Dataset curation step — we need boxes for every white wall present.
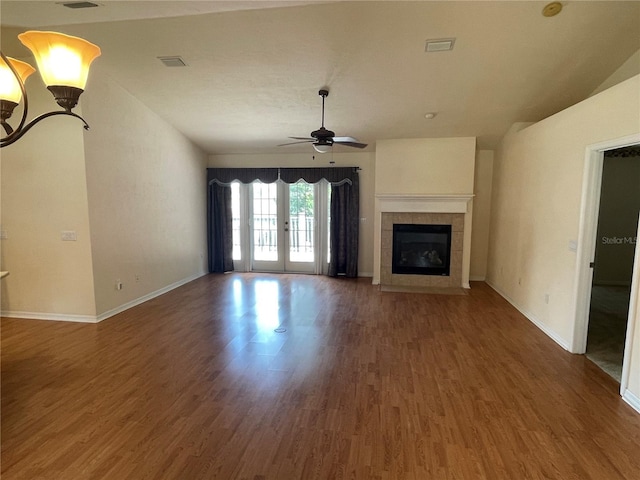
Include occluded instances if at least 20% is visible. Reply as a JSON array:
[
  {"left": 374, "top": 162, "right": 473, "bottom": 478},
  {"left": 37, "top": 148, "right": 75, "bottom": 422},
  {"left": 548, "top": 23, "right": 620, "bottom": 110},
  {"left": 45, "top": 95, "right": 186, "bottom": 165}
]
[
  {"left": 487, "top": 75, "right": 640, "bottom": 407},
  {"left": 1, "top": 64, "right": 208, "bottom": 321},
  {"left": 591, "top": 48, "right": 640, "bottom": 97},
  {"left": 374, "top": 138, "right": 476, "bottom": 195},
  {"left": 208, "top": 152, "right": 375, "bottom": 276},
  {"left": 470, "top": 150, "right": 494, "bottom": 281},
  {"left": 1, "top": 66, "right": 97, "bottom": 319},
  {"left": 82, "top": 69, "right": 208, "bottom": 316}
]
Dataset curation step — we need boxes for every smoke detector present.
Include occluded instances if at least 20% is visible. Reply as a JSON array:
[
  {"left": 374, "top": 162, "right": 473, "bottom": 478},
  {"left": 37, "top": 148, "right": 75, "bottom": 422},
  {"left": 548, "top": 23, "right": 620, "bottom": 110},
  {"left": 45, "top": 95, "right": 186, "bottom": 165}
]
[{"left": 542, "top": 2, "right": 563, "bottom": 17}]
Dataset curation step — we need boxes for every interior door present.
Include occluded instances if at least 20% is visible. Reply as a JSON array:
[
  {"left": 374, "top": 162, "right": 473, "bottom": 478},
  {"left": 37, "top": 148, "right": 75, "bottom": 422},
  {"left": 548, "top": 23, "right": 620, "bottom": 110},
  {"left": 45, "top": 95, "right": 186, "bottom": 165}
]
[{"left": 250, "top": 181, "right": 317, "bottom": 273}]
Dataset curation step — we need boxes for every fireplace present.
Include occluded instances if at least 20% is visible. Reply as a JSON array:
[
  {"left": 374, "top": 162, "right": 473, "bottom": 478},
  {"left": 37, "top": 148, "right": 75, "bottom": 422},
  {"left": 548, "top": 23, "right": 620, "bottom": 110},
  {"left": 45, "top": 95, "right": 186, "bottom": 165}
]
[
  {"left": 375, "top": 194, "right": 472, "bottom": 289},
  {"left": 392, "top": 224, "right": 452, "bottom": 276}
]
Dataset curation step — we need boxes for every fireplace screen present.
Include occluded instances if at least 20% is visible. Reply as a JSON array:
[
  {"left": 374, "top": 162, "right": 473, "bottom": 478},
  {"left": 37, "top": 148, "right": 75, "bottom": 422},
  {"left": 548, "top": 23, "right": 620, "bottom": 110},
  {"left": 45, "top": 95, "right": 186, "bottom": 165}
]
[{"left": 392, "top": 224, "right": 452, "bottom": 276}]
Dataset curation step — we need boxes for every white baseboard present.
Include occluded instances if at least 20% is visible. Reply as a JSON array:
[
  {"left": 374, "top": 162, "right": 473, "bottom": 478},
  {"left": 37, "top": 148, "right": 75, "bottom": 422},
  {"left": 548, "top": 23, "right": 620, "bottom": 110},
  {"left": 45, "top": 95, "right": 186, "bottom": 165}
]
[
  {"left": 95, "top": 271, "right": 207, "bottom": 322},
  {"left": 469, "top": 275, "right": 486, "bottom": 282},
  {"left": 1, "top": 271, "right": 207, "bottom": 324},
  {"left": 622, "top": 389, "right": 640, "bottom": 414},
  {"left": 358, "top": 272, "right": 373, "bottom": 278},
  {"left": 0, "top": 311, "right": 99, "bottom": 323},
  {"left": 485, "top": 280, "right": 571, "bottom": 351}
]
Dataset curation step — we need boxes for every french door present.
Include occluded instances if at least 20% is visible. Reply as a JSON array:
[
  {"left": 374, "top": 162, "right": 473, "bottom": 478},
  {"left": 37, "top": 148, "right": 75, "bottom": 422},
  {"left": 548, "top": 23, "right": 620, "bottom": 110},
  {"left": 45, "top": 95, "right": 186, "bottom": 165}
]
[{"left": 232, "top": 180, "right": 329, "bottom": 273}]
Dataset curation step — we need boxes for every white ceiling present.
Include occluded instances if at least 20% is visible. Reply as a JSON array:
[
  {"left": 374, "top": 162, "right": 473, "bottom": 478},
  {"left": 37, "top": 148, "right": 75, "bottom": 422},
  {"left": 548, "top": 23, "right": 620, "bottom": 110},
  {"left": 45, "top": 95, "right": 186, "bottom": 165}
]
[{"left": 2, "top": 1, "right": 639, "bottom": 155}]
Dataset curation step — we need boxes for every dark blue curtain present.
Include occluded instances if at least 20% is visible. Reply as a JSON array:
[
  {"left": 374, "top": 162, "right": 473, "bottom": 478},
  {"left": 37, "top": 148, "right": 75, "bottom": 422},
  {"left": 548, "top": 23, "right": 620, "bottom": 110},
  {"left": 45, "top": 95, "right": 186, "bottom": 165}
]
[
  {"left": 207, "top": 182, "right": 233, "bottom": 273},
  {"left": 328, "top": 173, "right": 359, "bottom": 277},
  {"left": 206, "top": 167, "right": 359, "bottom": 276}
]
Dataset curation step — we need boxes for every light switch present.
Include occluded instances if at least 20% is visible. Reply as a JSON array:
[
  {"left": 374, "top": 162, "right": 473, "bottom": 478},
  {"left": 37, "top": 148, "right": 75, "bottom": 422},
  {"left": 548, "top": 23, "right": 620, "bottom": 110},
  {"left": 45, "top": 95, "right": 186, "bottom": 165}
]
[
  {"left": 61, "top": 231, "right": 77, "bottom": 241},
  {"left": 568, "top": 240, "right": 577, "bottom": 252}
]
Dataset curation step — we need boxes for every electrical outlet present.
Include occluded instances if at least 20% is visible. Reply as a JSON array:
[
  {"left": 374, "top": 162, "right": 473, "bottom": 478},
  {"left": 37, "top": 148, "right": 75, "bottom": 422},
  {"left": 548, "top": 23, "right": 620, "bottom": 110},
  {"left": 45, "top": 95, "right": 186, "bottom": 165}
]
[
  {"left": 116, "top": 280, "right": 123, "bottom": 291},
  {"left": 135, "top": 274, "right": 140, "bottom": 283},
  {"left": 544, "top": 293, "right": 550, "bottom": 304}
]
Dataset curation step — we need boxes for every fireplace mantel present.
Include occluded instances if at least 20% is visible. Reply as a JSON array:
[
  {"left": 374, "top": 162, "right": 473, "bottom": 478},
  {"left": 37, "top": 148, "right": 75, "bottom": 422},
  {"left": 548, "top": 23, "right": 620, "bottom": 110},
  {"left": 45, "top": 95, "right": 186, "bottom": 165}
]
[{"left": 376, "top": 194, "right": 474, "bottom": 213}]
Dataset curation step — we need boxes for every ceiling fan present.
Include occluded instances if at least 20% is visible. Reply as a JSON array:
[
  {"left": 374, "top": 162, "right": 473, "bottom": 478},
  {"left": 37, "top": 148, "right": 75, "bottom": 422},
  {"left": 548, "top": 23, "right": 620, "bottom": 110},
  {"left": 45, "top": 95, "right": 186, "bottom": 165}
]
[{"left": 279, "top": 89, "right": 367, "bottom": 153}]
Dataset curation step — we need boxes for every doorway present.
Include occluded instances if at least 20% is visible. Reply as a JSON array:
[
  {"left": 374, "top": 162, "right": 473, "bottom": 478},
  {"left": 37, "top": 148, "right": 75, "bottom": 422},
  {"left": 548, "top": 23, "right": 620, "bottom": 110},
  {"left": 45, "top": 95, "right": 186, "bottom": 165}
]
[
  {"left": 586, "top": 146, "right": 640, "bottom": 381},
  {"left": 230, "top": 180, "right": 330, "bottom": 274},
  {"left": 573, "top": 133, "right": 640, "bottom": 399}
]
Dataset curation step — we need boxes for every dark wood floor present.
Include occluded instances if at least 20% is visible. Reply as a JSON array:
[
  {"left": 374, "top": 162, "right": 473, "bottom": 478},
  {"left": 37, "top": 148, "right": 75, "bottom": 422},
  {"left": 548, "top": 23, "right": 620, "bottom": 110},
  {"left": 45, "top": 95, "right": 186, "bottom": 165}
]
[{"left": 2, "top": 274, "right": 640, "bottom": 479}]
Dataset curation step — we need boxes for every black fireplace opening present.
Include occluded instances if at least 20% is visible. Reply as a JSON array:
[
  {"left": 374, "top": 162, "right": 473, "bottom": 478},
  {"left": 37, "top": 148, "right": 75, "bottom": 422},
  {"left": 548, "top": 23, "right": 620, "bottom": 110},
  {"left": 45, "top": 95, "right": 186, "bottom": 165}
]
[{"left": 392, "top": 224, "right": 452, "bottom": 276}]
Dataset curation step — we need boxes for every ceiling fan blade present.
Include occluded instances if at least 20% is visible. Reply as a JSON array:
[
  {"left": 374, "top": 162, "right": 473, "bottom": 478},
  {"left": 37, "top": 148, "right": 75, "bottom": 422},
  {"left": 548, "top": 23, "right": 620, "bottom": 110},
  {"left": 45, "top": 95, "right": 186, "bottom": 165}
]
[
  {"left": 334, "top": 139, "right": 368, "bottom": 149},
  {"left": 278, "top": 140, "right": 315, "bottom": 146},
  {"left": 288, "top": 136, "right": 315, "bottom": 141},
  {"left": 333, "top": 136, "right": 359, "bottom": 143}
]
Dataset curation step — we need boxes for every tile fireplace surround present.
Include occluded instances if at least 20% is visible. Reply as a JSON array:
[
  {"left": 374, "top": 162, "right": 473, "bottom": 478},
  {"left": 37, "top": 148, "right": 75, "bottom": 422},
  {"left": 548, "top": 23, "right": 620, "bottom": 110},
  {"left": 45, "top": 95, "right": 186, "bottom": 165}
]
[{"left": 374, "top": 194, "right": 473, "bottom": 289}]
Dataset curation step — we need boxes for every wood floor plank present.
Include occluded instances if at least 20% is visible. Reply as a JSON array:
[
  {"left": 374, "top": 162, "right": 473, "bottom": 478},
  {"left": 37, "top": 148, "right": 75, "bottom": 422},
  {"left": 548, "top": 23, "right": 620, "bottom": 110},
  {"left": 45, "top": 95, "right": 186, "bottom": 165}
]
[{"left": 2, "top": 274, "right": 640, "bottom": 479}]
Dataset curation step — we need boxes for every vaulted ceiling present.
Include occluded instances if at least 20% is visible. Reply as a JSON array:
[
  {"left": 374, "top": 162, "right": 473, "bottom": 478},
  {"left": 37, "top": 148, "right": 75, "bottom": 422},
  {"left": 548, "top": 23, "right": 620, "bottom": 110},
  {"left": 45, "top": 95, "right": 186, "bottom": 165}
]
[{"left": 2, "top": 1, "right": 639, "bottom": 155}]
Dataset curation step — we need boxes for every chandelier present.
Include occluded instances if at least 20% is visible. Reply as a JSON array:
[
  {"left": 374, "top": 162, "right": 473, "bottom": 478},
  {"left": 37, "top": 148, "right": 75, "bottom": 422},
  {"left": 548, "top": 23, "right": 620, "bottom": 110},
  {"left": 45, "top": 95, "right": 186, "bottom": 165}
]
[{"left": 0, "top": 31, "right": 101, "bottom": 148}]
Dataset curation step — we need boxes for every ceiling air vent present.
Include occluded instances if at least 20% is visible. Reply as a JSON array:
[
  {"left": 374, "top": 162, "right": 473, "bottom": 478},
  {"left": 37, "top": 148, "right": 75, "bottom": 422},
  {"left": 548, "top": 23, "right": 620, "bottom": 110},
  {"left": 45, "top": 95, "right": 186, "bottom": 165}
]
[
  {"left": 425, "top": 38, "right": 456, "bottom": 53},
  {"left": 158, "top": 56, "right": 188, "bottom": 67},
  {"left": 61, "top": 1, "right": 100, "bottom": 8}
]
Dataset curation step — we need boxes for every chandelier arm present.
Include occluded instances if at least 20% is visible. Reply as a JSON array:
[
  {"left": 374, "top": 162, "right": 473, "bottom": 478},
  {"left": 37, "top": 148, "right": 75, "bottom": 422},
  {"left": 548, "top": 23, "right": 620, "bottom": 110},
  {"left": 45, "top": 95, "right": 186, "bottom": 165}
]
[
  {"left": 0, "top": 111, "right": 90, "bottom": 148},
  {"left": 1, "top": 122, "right": 13, "bottom": 136},
  {"left": 0, "top": 51, "right": 30, "bottom": 142}
]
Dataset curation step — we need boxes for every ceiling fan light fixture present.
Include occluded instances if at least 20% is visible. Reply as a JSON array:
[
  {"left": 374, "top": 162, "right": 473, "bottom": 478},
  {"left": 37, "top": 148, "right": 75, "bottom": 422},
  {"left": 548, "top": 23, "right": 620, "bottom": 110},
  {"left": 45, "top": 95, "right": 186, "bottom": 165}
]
[{"left": 313, "top": 143, "right": 332, "bottom": 154}]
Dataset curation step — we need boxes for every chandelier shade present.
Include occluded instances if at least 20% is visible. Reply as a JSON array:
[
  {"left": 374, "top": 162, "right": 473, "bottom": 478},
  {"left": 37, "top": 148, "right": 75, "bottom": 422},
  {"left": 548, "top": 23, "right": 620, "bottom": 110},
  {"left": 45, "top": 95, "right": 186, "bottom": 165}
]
[
  {"left": 17, "top": 31, "right": 101, "bottom": 90},
  {"left": 0, "top": 57, "right": 35, "bottom": 104}
]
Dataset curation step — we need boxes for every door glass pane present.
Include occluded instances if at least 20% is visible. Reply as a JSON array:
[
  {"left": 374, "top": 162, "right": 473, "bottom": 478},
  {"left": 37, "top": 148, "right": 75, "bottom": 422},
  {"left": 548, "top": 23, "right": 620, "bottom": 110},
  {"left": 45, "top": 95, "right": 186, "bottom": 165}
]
[
  {"left": 289, "top": 182, "right": 314, "bottom": 263},
  {"left": 231, "top": 182, "right": 241, "bottom": 261},
  {"left": 253, "top": 182, "right": 278, "bottom": 261}
]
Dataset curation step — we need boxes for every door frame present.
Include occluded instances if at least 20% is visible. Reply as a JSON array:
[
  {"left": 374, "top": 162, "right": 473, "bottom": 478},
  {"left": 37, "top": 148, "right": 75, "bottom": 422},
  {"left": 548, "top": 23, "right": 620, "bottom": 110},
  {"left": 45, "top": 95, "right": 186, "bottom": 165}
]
[{"left": 572, "top": 133, "right": 640, "bottom": 397}]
